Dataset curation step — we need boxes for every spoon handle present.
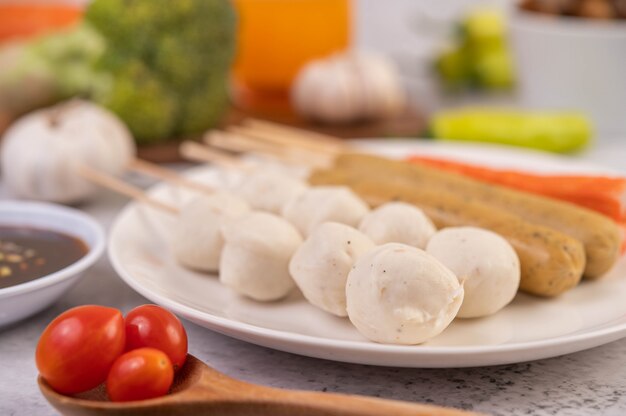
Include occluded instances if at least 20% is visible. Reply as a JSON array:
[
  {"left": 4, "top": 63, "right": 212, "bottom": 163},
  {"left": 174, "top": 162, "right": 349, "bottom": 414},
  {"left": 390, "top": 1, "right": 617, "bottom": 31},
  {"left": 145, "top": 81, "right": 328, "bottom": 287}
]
[
  {"left": 226, "top": 387, "right": 482, "bottom": 416},
  {"left": 183, "top": 364, "right": 482, "bottom": 416}
]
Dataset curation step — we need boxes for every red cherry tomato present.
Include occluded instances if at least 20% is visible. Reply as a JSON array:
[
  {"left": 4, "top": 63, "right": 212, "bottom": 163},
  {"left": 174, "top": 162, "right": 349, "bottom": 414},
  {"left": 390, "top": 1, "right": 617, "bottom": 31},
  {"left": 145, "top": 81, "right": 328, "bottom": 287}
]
[
  {"left": 125, "top": 305, "right": 188, "bottom": 371},
  {"left": 106, "top": 348, "right": 174, "bottom": 402},
  {"left": 36, "top": 305, "right": 125, "bottom": 394}
]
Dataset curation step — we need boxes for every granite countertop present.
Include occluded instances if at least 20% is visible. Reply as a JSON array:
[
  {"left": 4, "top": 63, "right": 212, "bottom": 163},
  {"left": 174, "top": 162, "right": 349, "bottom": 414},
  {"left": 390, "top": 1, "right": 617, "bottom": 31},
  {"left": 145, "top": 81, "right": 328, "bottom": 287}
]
[{"left": 2, "top": 142, "right": 626, "bottom": 416}]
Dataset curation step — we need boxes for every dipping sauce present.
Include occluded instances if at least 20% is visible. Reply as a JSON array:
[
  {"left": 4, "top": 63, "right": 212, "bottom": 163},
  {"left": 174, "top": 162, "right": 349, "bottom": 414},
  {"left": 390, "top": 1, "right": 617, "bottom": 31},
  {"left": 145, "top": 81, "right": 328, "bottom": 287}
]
[{"left": 0, "top": 226, "right": 88, "bottom": 289}]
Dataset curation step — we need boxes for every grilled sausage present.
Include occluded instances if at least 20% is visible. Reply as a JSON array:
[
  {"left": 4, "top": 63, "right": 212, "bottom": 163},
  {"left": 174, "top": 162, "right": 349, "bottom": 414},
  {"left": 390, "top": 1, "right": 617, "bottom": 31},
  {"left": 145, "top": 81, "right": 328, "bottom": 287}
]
[
  {"left": 333, "top": 153, "right": 620, "bottom": 279},
  {"left": 310, "top": 168, "right": 586, "bottom": 297}
]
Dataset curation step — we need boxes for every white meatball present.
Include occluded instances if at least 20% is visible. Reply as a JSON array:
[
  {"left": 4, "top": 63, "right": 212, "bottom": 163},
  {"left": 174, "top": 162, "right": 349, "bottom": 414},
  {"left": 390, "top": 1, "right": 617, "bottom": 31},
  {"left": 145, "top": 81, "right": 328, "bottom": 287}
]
[
  {"left": 282, "top": 186, "right": 369, "bottom": 236},
  {"left": 426, "top": 227, "right": 520, "bottom": 318},
  {"left": 359, "top": 202, "right": 436, "bottom": 249},
  {"left": 289, "top": 222, "right": 375, "bottom": 317},
  {"left": 220, "top": 212, "right": 303, "bottom": 301},
  {"left": 235, "top": 169, "right": 308, "bottom": 214},
  {"left": 346, "top": 243, "right": 464, "bottom": 345},
  {"left": 172, "top": 192, "right": 250, "bottom": 272}
]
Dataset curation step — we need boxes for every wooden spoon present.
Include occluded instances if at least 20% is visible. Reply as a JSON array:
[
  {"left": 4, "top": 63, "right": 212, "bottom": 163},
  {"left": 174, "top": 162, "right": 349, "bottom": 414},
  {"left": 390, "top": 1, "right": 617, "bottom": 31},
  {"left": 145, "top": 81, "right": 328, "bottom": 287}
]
[{"left": 39, "top": 355, "right": 482, "bottom": 416}]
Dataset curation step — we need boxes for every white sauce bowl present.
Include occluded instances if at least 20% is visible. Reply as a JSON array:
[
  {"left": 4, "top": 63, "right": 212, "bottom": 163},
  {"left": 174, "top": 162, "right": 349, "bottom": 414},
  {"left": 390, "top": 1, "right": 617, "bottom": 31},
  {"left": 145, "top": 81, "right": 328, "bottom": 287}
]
[{"left": 0, "top": 201, "right": 105, "bottom": 327}]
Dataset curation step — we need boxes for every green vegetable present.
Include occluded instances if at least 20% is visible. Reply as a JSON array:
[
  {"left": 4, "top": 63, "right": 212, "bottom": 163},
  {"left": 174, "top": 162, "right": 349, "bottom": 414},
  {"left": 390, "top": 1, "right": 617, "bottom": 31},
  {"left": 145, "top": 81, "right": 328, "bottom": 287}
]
[
  {"left": 86, "top": 0, "right": 236, "bottom": 144},
  {"left": 0, "top": 24, "right": 106, "bottom": 114},
  {"left": 435, "top": 46, "right": 471, "bottom": 90},
  {"left": 463, "top": 8, "right": 506, "bottom": 45},
  {"left": 100, "top": 61, "right": 177, "bottom": 141},
  {"left": 434, "top": 8, "right": 514, "bottom": 92},
  {"left": 432, "top": 109, "right": 592, "bottom": 153}
]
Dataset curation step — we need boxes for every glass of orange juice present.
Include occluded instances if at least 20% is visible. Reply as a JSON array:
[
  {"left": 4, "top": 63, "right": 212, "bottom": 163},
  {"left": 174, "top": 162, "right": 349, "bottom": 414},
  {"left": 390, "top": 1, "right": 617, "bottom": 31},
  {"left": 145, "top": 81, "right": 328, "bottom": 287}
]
[{"left": 231, "top": 0, "right": 351, "bottom": 114}]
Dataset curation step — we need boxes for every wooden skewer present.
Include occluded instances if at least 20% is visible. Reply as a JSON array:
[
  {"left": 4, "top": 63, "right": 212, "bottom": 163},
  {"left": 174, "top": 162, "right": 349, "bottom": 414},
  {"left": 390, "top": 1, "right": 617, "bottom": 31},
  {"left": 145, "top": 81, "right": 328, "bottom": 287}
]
[
  {"left": 78, "top": 165, "right": 179, "bottom": 215},
  {"left": 222, "top": 126, "right": 338, "bottom": 166},
  {"left": 242, "top": 118, "right": 348, "bottom": 152},
  {"left": 228, "top": 124, "right": 342, "bottom": 158},
  {"left": 201, "top": 132, "right": 248, "bottom": 154},
  {"left": 206, "top": 130, "right": 292, "bottom": 159},
  {"left": 202, "top": 132, "right": 250, "bottom": 155},
  {"left": 205, "top": 130, "right": 331, "bottom": 167},
  {"left": 206, "top": 130, "right": 332, "bottom": 169},
  {"left": 180, "top": 140, "right": 250, "bottom": 170},
  {"left": 203, "top": 137, "right": 296, "bottom": 166},
  {"left": 128, "top": 158, "right": 216, "bottom": 195}
]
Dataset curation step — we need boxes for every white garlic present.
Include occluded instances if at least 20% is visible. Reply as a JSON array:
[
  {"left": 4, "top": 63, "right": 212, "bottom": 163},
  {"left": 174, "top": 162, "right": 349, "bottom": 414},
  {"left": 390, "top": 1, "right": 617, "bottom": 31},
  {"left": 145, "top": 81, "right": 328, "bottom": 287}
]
[
  {"left": 1, "top": 99, "right": 136, "bottom": 204},
  {"left": 291, "top": 52, "right": 406, "bottom": 124}
]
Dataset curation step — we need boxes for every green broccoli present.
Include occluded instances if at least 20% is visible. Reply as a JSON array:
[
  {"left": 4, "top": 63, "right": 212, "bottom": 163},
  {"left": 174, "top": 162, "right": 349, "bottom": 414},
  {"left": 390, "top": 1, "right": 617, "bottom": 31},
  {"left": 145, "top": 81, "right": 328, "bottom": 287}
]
[
  {"left": 86, "top": 0, "right": 237, "bottom": 144},
  {"left": 98, "top": 60, "right": 178, "bottom": 141},
  {"left": 0, "top": 23, "right": 106, "bottom": 115}
]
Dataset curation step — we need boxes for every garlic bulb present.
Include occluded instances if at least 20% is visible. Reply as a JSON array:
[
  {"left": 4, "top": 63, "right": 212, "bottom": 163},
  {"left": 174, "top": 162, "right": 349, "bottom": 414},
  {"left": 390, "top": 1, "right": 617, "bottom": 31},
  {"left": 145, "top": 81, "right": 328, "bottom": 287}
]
[
  {"left": 291, "top": 52, "right": 406, "bottom": 124},
  {"left": 1, "top": 100, "right": 136, "bottom": 204}
]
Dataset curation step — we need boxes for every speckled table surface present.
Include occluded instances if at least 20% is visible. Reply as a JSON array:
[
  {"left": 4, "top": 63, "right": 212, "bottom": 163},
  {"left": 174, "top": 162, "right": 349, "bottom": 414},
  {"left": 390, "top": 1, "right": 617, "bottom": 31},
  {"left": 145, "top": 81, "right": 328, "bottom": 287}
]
[{"left": 2, "top": 142, "right": 626, "bottom": 416}]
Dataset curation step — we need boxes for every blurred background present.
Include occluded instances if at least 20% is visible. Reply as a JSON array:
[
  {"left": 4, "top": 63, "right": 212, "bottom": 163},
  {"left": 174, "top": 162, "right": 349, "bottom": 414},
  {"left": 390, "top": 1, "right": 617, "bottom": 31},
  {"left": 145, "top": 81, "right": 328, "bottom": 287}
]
[{"left": 0, "top": 0, "right": 624, "bottom": 163}]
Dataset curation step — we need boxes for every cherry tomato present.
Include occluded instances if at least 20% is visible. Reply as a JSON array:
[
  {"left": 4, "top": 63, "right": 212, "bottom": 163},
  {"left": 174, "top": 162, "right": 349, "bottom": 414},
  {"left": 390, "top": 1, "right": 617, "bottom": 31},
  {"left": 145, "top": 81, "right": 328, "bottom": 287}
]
[
  {"left": 125, "top": 305, "right": 188, "bottom": 371},
  {"left": 106, "top": 348, "right": 174, "bottom": 402},
  {"left": 36, "top": 305, "right": 125, "bottom": 394}
]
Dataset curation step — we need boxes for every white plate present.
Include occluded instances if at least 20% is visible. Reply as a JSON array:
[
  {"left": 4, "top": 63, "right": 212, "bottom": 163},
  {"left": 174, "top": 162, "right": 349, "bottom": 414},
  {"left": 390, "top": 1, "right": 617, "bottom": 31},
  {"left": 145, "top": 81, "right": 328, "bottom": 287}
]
[{"left": 109, "top": 140, "right": 626, "bottom": 368}]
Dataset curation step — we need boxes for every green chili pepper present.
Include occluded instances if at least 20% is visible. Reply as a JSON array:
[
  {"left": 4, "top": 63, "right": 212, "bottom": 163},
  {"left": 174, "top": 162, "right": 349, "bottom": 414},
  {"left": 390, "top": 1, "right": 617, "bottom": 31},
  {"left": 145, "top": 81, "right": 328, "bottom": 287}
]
[{"left": 431, "top": 109, "right": 592, "bottom": 153}]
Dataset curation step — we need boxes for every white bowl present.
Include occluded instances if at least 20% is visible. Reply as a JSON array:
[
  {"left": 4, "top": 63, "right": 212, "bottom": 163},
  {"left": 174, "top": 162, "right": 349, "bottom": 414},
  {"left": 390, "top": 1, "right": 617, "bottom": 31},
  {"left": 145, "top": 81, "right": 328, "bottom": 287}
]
[
  {"left": 0, "top": 201, "right": 105, "bottom": 327},
  {"left": 510, "top": 10, "right": 626, "bottom": 135}
]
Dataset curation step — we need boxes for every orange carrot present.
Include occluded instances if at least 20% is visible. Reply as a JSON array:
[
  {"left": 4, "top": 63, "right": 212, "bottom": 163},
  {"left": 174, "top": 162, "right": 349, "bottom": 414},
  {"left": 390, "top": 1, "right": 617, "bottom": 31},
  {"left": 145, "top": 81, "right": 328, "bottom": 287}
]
[
  {"left": 0, "top": 4, "right": 83, "bottom": 43},
  {"left": 407, "top": 155, "right": 626, "bottom": 222}
]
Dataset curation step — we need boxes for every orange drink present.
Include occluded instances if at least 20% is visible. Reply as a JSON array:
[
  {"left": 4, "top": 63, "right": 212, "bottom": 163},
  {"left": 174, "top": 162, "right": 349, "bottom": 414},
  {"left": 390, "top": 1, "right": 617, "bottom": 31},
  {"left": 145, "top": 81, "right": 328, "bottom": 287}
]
[{"left": 231, "top": 0, "right": 351, "bottom": 113}]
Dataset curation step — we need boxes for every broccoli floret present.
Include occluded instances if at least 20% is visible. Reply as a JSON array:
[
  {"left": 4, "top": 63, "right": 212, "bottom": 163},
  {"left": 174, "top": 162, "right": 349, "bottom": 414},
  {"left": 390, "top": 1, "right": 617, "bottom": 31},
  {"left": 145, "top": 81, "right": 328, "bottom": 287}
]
[
  {"left": 98, "top": 61, "right": 178, "bottom": 144},
  {"left": 86, "top": 0, "right": 236, "bottom": 142},
  {"left": 178, "top": 75, "right": 230, "bottom": 136}
]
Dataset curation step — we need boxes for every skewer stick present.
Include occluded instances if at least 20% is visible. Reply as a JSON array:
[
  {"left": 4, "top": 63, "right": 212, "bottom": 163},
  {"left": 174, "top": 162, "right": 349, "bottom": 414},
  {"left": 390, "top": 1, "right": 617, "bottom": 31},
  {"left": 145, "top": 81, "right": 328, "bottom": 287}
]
[
  {"left": 78, "top": 165, "right": 179, "bottom": 215},
  {"left": 228, "top": 124, "right": 342, "bottom": 157},
  {"left": 202, "top": 136, "right": 299, "bottom": 166},
  {"left": 206, "top": 130, "right": 332, "bottom": 169},
  {"left": 203, "top": 134, "right": 279, "bottom": 159},
  {"left": 206, "top": 130, "right": 291, "bottom": 159},
  {"left": 204, "top": 130, "right": 312, "bottom": 163},
  {"left": 180, "top": 140, "right": 250, "bottom": 170},
  {"left": 127, "top": 158, "right": 215, "bottom": 195},
  {"left": 241, "top": 118, "right": 348, "bottom": 152},
  {"left": 201, "top": 133, "right": 248, "bottom": 154}
]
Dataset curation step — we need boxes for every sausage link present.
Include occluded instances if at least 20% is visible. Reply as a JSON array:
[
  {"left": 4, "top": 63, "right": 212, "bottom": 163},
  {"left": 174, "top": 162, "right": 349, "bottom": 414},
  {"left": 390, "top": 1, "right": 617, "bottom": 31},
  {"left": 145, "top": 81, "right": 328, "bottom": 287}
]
[
  {"left": 334, "top": 153, "right": 620, "bottom": 279},
  {"left": 310, "top": 168, "right": 586, "bottom": 297}
]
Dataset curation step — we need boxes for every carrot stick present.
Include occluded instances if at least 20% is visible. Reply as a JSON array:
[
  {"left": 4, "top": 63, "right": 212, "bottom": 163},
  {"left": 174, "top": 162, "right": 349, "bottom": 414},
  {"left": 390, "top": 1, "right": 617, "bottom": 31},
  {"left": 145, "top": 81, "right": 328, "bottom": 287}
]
[
  {"left": 407, "top": 155, "right": 626, "bottom": 222},
  {"left": 0, "top": 4, "right": 83, "bottom": 42}
]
